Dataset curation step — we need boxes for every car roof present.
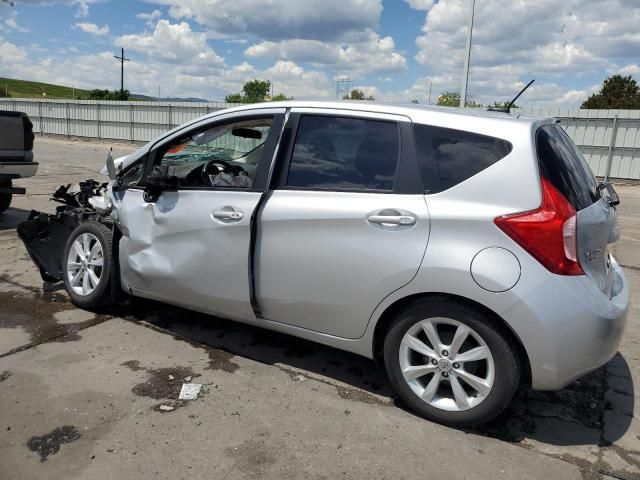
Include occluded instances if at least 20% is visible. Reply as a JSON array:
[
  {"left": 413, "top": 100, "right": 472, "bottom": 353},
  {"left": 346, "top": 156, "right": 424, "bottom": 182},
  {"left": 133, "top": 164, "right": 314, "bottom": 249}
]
[{"left": 220, "top": 100, "right": 553, "bottom": 128}]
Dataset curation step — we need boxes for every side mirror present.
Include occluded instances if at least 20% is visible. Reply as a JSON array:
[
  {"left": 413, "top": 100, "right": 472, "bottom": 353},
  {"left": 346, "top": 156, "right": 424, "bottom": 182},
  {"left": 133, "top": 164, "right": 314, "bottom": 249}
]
[
  {"left": 143, "top": 165, "right": 178, "bottom": 202},
  {"left": 105, "top": 148, "right": 117, "bottom": 180}
]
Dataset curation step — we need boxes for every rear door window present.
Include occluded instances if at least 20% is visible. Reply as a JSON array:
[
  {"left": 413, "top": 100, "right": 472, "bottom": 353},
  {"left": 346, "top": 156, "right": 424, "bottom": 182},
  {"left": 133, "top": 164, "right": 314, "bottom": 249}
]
[
  {"left": 536, "top": 125, "right": 600, "bottom": 211},
  {"left": 286, "top": 115, "right": 400, "bottom": 192},
  {"left": 414, "top": 124, "right": 512, "bottom": 193}
]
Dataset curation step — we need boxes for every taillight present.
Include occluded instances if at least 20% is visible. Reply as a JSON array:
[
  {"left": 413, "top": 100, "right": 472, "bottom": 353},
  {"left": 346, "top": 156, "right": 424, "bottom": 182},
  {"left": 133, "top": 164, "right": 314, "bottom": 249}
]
[{"left": 494, "top": 177, "right": 584, "bottom": 275}]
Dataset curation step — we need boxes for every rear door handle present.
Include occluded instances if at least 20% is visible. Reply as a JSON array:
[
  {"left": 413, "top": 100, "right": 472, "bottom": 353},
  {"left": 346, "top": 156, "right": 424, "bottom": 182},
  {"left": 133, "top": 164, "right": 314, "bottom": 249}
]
[
  {"left": 212, "top": 208, "right": 244, "bottom": 222},
  {"left": 367, "top": 214, "right": 416, "bottom": 226}
]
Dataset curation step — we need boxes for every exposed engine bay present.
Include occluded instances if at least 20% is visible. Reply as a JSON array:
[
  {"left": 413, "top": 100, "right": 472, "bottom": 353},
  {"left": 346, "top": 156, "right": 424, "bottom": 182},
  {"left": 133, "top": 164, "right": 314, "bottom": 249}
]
[{"left": 17, "top": 179, "right": 114, "bottom": 283}]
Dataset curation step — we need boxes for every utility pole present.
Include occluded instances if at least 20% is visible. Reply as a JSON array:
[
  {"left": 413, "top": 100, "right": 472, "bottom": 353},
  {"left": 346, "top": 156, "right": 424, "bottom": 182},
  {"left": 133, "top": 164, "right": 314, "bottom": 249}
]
[
  {"left": 113, "top": 47, "right": 130, "bottom": 95},
  {"left": 428, "top": 81, "right": 432, "bottom": 105},
  {"left": 460, "top": 0, "right": 476, "bottom": 109}
]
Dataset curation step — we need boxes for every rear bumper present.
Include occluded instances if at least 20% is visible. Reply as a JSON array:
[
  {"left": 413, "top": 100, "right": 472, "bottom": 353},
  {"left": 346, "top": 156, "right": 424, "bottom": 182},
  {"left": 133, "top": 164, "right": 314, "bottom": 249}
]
[
  {"left": 504, "top": 256, "right": 629, "bottom": 390},
  {"left": 0, "top": 161, "right": 38, "bottom": 179}
]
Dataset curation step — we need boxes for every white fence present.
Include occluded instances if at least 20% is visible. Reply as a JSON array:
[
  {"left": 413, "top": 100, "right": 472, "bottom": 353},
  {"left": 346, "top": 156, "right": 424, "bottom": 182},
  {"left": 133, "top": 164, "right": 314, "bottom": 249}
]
[
  {"left": 514, "top": 107, "right": 640, "bottom": 181},
  {"left": 1, "top": 98, "right": 639, "bottom": 180},
  {"left": 0, "top": 98, "right": 230, "bottom": 143}
]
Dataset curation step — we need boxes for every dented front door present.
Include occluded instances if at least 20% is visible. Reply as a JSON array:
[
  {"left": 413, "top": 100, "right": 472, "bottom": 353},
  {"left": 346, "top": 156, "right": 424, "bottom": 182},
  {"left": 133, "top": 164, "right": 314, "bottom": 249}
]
[
  {"left": 115, "top": 188, "right": 261, "bottom": 321},
  {"left": 113, "top": 108, "right": 284, "bottom": 322}
]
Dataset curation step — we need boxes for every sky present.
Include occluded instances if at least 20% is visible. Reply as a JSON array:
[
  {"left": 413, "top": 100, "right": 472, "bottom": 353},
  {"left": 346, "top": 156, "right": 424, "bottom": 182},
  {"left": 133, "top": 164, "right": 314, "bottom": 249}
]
[{"left": 0, "top": 0, "right": 639, "bottom": 106}]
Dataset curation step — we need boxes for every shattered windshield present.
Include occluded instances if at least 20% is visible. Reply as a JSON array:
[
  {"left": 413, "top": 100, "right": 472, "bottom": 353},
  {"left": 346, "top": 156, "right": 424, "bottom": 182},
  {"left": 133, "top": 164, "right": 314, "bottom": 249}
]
[{"left": 163, "top": 121, "right": 271, "bottom": 165}]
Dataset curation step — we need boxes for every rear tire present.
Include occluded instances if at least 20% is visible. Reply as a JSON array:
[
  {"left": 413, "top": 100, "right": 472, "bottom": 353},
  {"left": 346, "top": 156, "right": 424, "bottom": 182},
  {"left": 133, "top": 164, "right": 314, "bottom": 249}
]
[
  {"left": 383, "top": 297, "right": 520, "bottom": 427},
  {"left": 62, "top": 221, "right": 114, "bottom": 308},
  {"left": 0, "top": 179, "right": 12, "bottom": 213}
]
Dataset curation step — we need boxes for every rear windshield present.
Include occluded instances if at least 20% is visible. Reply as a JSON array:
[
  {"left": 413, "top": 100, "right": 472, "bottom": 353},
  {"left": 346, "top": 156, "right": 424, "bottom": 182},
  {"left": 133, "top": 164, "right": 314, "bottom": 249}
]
[
  {"left": 536, "top": 125, "right": 600, "bottom": 211},
  {"left": 414, "top": 124, "right": 513, "bottom": 193}
]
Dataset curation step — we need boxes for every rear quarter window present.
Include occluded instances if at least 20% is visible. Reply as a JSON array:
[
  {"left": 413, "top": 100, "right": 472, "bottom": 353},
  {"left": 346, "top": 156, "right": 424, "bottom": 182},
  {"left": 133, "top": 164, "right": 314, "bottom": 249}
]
[
  {"left": 414, "top": 124, "right": 512, "bottom": 193},
  {"left": 536, "top": 125, "right": 600, "bottom": 211}
]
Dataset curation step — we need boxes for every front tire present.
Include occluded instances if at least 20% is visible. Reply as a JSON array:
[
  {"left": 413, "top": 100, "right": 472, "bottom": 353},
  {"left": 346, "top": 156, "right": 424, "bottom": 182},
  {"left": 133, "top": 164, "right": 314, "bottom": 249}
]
[
  {"left": 62, "top": 221, "right": 113, "bottom": 308},
  {"left": 383, "top": 298, "right": 520, "bottom": 427}
]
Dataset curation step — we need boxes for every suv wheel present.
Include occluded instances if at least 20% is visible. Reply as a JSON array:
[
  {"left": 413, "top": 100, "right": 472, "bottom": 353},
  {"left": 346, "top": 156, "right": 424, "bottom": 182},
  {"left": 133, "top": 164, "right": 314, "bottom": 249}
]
[
  {"left": 383, "top": 298, "right": 520, "bottom": 427},
  {"left": 0, "top": 179, "right": 12, "bottom": 213},
  {"left": 62, "top": 221, "right": 113, "bottom": 308}
]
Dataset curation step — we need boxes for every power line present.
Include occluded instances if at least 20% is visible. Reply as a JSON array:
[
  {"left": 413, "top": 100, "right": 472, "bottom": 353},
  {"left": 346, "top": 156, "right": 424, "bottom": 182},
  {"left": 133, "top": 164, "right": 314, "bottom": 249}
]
[{"left": 113, "top": 47, "right": 130, "bottom": 93}]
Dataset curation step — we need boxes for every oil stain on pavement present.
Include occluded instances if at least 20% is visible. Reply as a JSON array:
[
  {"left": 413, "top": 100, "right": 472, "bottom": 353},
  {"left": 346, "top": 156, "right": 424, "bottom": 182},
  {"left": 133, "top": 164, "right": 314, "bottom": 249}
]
[
  {"left": 26, "top": 426, "right": 82, "bottom": 462},
  {"left": 0, "top": 290, "right": 107, "bottom": 349},
  {"left": 206, "top": 349, "right": 239, "bottom": 373}
]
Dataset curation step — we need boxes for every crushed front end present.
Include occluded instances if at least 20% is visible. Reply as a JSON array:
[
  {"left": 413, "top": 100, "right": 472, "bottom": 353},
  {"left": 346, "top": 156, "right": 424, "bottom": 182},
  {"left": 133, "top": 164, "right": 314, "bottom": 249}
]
[{"left": 17, "top": 180, "right": 114, "bottom": 284}]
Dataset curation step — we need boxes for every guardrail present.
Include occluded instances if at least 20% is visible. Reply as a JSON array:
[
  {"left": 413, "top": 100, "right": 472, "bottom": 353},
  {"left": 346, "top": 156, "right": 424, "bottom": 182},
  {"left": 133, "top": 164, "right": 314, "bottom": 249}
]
[{"left": 1, "top": 99, "right": 639, "bottom": 180}]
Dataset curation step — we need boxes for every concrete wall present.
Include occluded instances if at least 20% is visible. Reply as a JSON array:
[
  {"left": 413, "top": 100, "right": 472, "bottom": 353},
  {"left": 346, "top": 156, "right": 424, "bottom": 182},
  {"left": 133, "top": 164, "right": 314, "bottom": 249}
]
[{"left": 1, "top": 98, "right": 639, "bottom": 180}]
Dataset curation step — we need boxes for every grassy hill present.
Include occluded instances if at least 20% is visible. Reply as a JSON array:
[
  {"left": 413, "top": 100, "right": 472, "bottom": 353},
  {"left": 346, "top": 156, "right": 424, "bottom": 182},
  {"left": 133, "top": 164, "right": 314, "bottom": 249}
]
[
  {"left": 0, "top": 78, "right": 209, "bottom": 102},
  {"left": 0, "top": 77, "right": 94, "bottom": 100}
]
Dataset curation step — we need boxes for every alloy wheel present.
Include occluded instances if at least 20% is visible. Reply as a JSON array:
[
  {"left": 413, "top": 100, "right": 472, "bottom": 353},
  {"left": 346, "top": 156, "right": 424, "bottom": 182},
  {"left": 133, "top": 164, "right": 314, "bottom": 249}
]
[
  {"left": 399, "top": 317, "right": 495, "bottom": 412},
  {"left": 66, "top": 232, "right": 104, "bottom": 296}
]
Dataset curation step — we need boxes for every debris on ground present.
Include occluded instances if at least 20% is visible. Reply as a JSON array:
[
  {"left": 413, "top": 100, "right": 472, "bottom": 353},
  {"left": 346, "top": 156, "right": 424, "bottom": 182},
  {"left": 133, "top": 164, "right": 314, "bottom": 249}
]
[
  {"left": 158, "top": 405, "right": 174, "bottom": 412},
  {"left": 178, "top": 383, "right": 203, "bottom": 401}
]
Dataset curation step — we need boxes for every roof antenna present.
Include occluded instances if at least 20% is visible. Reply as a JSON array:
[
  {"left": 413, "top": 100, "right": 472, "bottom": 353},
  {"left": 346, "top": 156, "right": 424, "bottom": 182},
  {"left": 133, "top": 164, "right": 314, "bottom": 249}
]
[{"left": 488, "top": 79, "right": 535, "bottom": 114}]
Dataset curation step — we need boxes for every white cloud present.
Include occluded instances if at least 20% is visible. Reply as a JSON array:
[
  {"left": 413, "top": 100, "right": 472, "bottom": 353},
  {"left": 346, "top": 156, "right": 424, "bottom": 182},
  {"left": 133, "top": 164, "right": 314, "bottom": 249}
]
[
  {"left": 74, "top": 0, "right": 90, "bottom": 17},
  {"left": 146, "top": 0, "right": 382, "bottom": 42},
  {"left": 115, "top": 20, "right": 225, "bottom": 68},
  {"left": 411, "top": 0, "right": 640, "bottom": 106},
  {"left": 136, "top": 9, "right": 162, "bottom": 28},
  {"left": 405, "top": 0, "right": 435, "bottom": 10},
  {"left": 615, "top": 64, "right": 640, "bottom": 77},
  {"left": 75, "top": 22, "right": 110, "bottom": 37},
  {"left": 4, "top": 0, "right": 638, "bottom": 107},
  {"left": 0, "top": 34, "right": 28, "bottom": 64},
  {"left": 0, "top": 30, "right": 335, "bottom": 101},
  {"left": 4, "top": 17, "right": 29, "bottom": 33},
  {"left": 244, "top": 31, "right": 407, "bottom": 76},
  {"left": 0, "top": 3, "right": 28, "bottom": 33}
]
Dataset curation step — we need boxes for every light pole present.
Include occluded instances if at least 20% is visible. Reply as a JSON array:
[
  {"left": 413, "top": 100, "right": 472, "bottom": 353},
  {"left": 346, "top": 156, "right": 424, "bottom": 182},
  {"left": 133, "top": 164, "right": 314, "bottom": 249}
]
[{"left": 460, "top": 0, "right": 476, "bottom": 108}]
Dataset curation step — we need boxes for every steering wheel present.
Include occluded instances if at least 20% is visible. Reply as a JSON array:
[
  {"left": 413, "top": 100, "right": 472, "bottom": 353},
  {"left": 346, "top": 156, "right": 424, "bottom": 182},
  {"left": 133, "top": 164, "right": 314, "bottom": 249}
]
[{"left": 201, "top": 159, "right": 245, "bottom": 186}]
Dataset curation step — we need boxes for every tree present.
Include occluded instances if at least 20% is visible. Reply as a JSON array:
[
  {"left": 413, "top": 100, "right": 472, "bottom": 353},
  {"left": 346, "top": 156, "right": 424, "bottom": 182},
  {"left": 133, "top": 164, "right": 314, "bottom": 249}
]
[
  {"left": 343, "top": 88, "right": 374, "bottom": 100},
  {"left": 437, "top": 91, "right": 482, "bottom": 108},
  {"left": 88, "top": 89, "right": 129, "bottom": 101},
  {"left": 225, "top": 79, "right": 291, "bottom": 103},
  {"left": 437, "top": 91, "right": 460, "bottom": 107},
  {"left": 242, "top": 79, "right": 271, "bottom": 103},
  {"left": 224, "top": 93, "right": 244, "bottom": 104},
  {"left": 581, "top": 75, "right": 640, "bottom": 109},
  {"left": 490, "top": 101, "right": 517, "bottom": 110},
  {"left": 410, "top": 99, "right": 419, "bottom": 104},
  {"left": 271, "top": 93, "right": 292, "bottom": 101}
]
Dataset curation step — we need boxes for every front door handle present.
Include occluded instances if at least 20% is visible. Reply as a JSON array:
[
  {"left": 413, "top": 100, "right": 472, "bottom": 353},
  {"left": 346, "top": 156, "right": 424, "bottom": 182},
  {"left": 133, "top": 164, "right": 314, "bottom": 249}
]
[
  {"left": 367, "top": 214, "right": 416, "bottom": 226},
  {"left": 212, "top": 208, "right": 244, "bottom": 222}
]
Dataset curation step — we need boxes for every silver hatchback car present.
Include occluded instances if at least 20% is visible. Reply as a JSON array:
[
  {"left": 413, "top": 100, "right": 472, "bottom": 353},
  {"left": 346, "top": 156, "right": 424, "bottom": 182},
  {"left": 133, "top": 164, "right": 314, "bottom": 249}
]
[{"left": 19, "top": 101, "right": 629, "bottom": 427}]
